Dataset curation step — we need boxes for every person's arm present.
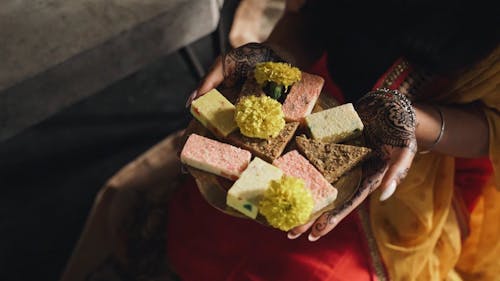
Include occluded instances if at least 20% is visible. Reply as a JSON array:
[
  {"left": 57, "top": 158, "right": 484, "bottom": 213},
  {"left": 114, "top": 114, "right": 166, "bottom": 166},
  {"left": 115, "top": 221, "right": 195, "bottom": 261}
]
[{"left": 415, "top": 103, "right": 489, "bottom": 158}]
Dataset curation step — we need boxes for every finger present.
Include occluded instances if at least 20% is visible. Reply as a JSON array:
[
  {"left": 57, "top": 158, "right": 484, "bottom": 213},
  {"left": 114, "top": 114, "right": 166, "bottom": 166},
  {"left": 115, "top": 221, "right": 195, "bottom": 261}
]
[
  {"left": 287, "top": 220, "right": 315, "bottom": 240},
  {"left": 379, "top": 149, "right": 415, "bottom": 201},
  {"left": 308, "top": 168, "right": 387, "bottom": 241},
  {"left": 185, "top": 57, "right": 224, "bottom": 108},
  {"left": 198, "top": 56, "right": 224, "bottom": 95}
]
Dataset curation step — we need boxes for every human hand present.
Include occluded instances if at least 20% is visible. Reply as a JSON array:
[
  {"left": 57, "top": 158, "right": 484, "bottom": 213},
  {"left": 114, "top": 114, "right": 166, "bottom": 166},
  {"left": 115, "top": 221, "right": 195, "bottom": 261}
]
[
  {"left": 288, "top": 88, "right": 417, "bottom": 241},
  {"left": 185, "top": 42, "right": 282, "bottom": 107}
]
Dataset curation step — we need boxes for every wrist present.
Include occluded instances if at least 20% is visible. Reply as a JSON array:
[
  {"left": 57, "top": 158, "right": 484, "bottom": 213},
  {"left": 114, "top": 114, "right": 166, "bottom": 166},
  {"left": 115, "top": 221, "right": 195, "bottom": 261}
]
[
  {"left": 414, "top": 103, "right": 445, "bottom": 153},
  {"left": 356, "top": 88, "right": 417, "bottom": 150}
]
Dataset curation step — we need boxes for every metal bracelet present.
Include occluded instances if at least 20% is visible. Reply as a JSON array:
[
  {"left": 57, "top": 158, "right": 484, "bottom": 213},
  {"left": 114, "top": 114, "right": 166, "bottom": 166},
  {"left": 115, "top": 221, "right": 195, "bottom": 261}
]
[{"left": 419, "top": 105, "right": 445, "bottom": 154}]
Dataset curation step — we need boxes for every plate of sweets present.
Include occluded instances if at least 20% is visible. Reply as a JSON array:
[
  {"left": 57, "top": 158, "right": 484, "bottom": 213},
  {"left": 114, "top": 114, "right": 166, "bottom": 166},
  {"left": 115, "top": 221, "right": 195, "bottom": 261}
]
[{"left": 180, "top": 62, "right": 373, "bottom": 231}]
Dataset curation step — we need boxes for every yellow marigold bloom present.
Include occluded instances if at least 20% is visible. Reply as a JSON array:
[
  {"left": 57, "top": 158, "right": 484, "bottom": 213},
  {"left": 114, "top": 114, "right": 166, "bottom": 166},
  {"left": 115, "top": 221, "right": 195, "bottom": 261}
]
[
  {"left": 254, "top": 62, "right": 301, "bottom": 89},
  {"left": 234, "top": 95, "right": 285, "bottom": 139},
  {"left": 259, "top": 176, "right": 314, "bottom": 231}
]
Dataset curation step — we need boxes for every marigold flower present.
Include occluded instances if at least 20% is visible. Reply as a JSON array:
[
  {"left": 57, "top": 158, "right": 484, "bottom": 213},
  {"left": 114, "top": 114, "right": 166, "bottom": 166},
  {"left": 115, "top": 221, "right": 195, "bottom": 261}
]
[
  {"left": 254, "top": 62, "right": 301, "bottom": 89},
  {"left": 259, "top": 176, "right": 314, "bottom": 231},
  {"left": 234, "top": 95, "right": 285, "bottom": 139}
]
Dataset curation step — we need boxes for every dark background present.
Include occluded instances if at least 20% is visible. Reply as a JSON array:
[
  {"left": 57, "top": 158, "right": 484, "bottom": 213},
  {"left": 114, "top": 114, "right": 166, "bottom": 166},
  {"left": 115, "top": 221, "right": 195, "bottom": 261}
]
[{"left": 0, "top": 1, "right": 240, "bottom": 280}]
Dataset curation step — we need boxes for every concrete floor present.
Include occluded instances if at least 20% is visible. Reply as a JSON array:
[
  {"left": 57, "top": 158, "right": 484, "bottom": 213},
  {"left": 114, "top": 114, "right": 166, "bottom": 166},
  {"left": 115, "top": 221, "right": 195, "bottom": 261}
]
[{"left": 0, "top": 12, "right": 233, "bottom": 280}]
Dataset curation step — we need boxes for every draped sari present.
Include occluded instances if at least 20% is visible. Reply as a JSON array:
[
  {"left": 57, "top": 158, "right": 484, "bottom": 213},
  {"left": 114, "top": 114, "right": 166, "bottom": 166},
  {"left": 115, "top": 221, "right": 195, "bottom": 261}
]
[{"left": 369, "top": 46, "right": 500, "bottom": 281}]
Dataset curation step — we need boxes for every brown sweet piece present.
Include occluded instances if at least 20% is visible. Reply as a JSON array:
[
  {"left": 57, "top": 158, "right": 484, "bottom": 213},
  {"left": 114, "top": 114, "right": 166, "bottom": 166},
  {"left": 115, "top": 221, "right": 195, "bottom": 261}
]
[
  {"left": 227, "top": 122, "right": 300, "bottom": 162},
  {"left": 295, "top": 135, "right": 372, "bottom": 183}
]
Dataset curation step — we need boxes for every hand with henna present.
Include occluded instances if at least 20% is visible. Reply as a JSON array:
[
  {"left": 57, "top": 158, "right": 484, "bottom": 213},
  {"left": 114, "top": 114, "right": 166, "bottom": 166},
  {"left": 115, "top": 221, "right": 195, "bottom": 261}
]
[
  {"left": 288, "top": 88, "right": 418, "bottom": 241},
  {"left": 185, "top": 42, "right": 282, "bottom": 106}
]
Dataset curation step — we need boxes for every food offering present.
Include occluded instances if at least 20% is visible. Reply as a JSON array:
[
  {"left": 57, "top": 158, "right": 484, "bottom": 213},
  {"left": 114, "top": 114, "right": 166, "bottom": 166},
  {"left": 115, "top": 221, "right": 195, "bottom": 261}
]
[
  {"left": 227, "top": 122, "right": 299, "bottom": 163},
  {"left": 226, "top": 157, "right": 283, "bottom": 219},
  {"left": 273, "top": 150, "right": 338, "bottom": 213},
  {"left": 180, "top": 62, "right": 372, "bottom": 231},
  {"left": 190, "top": 89, "right": 238, "bottom": 137},
  {"left": 282, "top": 72, "right": 324, "bottom": 123},
  {"left": 295, "top": 135, "right": 372, "bottom": 183},
  {"left": 180, "top": 134, "right": 251, "bottom": 181}
]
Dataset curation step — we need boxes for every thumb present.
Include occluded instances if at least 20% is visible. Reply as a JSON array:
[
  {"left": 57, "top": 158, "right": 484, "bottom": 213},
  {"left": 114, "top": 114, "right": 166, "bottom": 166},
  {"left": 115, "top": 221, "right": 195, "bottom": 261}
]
[
  {"left": 198, "top": 56, "right": 224, "bottom": 96},
  {"left": 378, "top": 150, "right": 414, "bottom": 201},
  {"left": 186, "top": 56, "right": 224, "bottom": 108}
]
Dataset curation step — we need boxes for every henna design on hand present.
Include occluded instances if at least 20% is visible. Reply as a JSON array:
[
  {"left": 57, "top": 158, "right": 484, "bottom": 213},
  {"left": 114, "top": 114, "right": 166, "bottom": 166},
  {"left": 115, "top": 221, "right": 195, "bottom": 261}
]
[
  {"left": 314, "top": 211, "right": 337, "bottom": 232},
  {"left": 314, "top": 158, "right": 388, "bottom": 231},
  {"left": 395, "top": 168, "right": 410, "bottom": 184},
  {"left": 356, "top": 88, "right": 417, "bottom": 152},
  {"left": 222, "top": 42, "right": 283, "bottom": 88}
]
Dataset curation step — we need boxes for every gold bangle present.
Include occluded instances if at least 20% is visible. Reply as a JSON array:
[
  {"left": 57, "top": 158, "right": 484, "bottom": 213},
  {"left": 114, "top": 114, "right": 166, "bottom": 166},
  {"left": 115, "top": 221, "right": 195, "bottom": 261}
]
[{"left": 419, "top": 105, "right": 445, "bottom": 154}]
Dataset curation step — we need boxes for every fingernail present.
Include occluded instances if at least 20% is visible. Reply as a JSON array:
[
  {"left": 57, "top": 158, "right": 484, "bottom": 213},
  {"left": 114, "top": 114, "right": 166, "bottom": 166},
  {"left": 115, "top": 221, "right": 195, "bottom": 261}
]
[
  {"left": 287, "top": 232, "right": 301, "bottom": 240},
  {"left": 185, "top": 90, "right": 198, "bottom": 108},
  {"left": 379, "top": 181, "right": 397, "bottom": 201},
  {"left": 308, "top": 233, "right": 320, "bottom": 242}
]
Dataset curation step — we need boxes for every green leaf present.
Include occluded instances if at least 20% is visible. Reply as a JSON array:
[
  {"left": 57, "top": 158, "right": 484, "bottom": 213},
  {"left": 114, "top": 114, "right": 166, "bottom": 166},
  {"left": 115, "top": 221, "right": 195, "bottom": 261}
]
[{"left": 271, "top": 84, "right": 283, "bottom": 100}]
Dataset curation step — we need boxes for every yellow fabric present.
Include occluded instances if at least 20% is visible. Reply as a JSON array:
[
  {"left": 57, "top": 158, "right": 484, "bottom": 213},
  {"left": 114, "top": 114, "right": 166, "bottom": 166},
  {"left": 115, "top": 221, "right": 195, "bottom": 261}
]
[
  {"left": 456, "top": 179, "right": 500, "bottom": 281},
  {"left": 370, "top": 46, "right": 500, "bottom": 281}
]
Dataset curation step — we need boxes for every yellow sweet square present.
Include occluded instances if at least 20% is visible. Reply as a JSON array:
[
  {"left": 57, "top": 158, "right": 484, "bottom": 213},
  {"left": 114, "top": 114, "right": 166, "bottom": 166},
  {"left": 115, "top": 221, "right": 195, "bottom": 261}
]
[{"left": 190, "top": 89, "right": 238, "bottom": 137}]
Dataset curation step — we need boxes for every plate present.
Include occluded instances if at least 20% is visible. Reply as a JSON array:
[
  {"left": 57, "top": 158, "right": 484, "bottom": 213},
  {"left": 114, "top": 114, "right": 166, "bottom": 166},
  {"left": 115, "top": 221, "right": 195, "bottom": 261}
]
[{"left": 183, "top": 91, "right": 362, "bottom": 227}]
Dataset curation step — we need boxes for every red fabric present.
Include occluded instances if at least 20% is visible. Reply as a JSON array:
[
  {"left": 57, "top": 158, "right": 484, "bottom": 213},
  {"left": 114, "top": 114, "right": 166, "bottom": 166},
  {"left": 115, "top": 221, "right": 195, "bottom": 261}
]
[
  {"left": 372, "top": 58, "right": 412, "bottom": 91},
  {"left": 167, "top": 179, "right": 373, "bottom": 281},
  {"left": 454, "top": 157, "right": 493, "bottom": 212},
  {"left": 309, "top": 54, "right": 345, "bottom": 104}
]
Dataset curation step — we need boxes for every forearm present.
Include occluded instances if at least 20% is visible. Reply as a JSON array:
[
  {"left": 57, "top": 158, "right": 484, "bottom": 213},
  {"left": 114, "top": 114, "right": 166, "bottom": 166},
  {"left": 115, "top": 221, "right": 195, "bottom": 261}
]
[
  {"left": 415, "top": 103, "right": 489, "bottom": 158},
  {"left": 264, "top": 10, "right": 324, "bottom": 69}
]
